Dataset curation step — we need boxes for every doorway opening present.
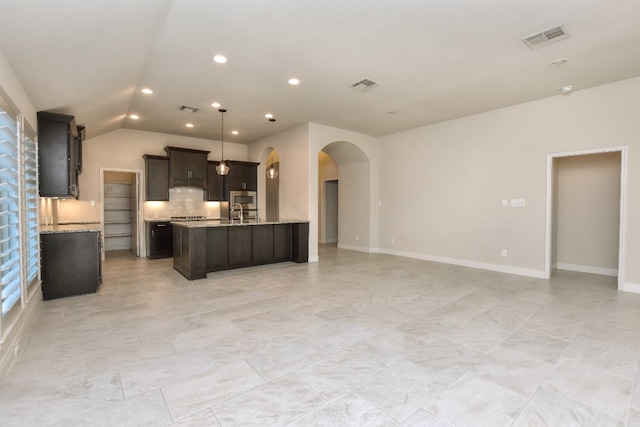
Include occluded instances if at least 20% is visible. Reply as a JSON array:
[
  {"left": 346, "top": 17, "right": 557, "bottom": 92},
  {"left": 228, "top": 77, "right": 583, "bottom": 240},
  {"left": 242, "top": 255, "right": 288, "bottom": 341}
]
[
  {"left": 545, "top": 147, "right": 627, "bottom": 290},
  {"left": 322, "top": 179, "right": 338, "bottom": 244},
  {"left": 101, "top": 169, "right": 142, "bottom": 258}
]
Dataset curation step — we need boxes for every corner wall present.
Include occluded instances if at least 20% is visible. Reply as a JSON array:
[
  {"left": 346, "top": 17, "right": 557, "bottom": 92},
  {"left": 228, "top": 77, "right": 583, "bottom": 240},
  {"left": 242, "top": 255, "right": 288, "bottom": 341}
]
[{"left": 377, "top": 76, "right": 640, "bottom": 288}]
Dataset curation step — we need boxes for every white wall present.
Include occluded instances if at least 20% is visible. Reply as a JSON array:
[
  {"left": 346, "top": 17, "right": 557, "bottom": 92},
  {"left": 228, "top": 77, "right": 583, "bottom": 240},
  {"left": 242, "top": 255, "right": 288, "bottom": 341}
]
[
  {"left": 250, "top": 123, "right": 311, "bottom": 238},
  {"left": 555, "top": 152, "right": 621, "bottom": 275},
  {"left": 377, "top": 76, "right": 640, "bottom": 288}
]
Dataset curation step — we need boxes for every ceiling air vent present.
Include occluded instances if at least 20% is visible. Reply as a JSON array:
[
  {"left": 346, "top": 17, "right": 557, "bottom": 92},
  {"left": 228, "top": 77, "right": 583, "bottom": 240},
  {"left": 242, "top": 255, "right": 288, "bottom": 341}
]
[
  {"left": 179, "top": 105, "right": 199, "bottom": 113},
  {"left": 350, "top": 78, "right": 381, "bottom": 91},
  {"left": 521, "top": 25, "right": 569, "bottom": 49}
]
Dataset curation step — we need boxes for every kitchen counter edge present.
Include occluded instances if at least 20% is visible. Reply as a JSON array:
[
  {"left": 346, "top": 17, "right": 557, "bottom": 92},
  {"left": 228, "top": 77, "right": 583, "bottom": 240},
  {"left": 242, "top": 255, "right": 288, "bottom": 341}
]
[{"left": 171, "top": 219, "right": 309, "bottom": 228}]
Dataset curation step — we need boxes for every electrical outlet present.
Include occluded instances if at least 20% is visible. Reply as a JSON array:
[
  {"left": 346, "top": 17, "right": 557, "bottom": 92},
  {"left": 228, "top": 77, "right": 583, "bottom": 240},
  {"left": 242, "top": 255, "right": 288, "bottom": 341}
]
[
  {"left": 390, "top": 237, "right": 395, "bottom": 243},
  {"left": 355, "top": 235, "right": 359, "bottom": 241},
  {"left": 501, "top": 249, "right": 508, "bottom": 257},
  {"left": 502, "top": 199, "right": 508, "bottom": 207}
]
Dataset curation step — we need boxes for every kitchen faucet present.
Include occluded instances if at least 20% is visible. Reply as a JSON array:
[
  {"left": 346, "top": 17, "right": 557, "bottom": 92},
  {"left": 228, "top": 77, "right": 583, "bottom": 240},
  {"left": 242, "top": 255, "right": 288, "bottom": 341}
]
[{"left": 232, "top": 203, "right": 243, "bottom": 224}]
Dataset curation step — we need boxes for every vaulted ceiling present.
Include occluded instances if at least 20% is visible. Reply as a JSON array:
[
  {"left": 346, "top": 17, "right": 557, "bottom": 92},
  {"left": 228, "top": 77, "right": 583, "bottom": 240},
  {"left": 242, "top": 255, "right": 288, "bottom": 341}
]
[{"left": 1, "top": 0, "right": 639, "bottom": 144}]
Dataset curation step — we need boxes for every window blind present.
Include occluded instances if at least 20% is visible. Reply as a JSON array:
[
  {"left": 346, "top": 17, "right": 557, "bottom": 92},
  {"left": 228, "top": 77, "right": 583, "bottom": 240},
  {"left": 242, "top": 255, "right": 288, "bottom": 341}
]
[{"left": 0, "top": 109, "right": 22, "bottom": 317}]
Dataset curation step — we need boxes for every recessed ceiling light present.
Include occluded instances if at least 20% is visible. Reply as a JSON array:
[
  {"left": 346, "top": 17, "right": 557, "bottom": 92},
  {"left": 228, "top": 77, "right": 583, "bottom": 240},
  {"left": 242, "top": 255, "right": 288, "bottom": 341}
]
[
  {"left": 561, "top": 85, "right": 573, "bottom": 93},
  {"left": 185, "top": 123, "right": 194, "bottom": 128},
  {"left": 231, "top": 130, "right": 239, "bottom": 135},
  {"left": 265, "top": 113, "right": 274, "bottom": 118},
  {"left": 550, "top": 58, "right": 569, "bottom": 67},
  {"left": 211, "top": 102, "right": 221, "bottom": 108},
  {"left": 213, "top": 55, "right": 227, "bottom": 64},
  {"left": 140, "top": 88, "right": 154, "bottom": 94},
  {"left": 129, "top": 114, "right": 139, "bottom": 120},
  {"left": 288, "top": 78, "right": 300, "bottom": 86}
]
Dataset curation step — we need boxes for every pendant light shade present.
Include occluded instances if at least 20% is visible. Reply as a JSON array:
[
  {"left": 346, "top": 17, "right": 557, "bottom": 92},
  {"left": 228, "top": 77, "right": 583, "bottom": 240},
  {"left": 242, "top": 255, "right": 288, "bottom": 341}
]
[
  {"left": 266, "top": 118, "right": 278, "bottom": 179},
  {"left": 216, "top": 108, "right": 229, "bottom": 175}
]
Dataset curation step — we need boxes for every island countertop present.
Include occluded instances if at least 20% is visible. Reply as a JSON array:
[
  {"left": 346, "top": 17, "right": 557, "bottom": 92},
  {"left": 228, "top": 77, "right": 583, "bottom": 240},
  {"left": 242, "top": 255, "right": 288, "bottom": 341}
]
[
  {"left": 40, "top": 222, "right": 102, "bottom": 234},
  {"left": 171, "top": 219, "right": 309, "bottom": 228}
]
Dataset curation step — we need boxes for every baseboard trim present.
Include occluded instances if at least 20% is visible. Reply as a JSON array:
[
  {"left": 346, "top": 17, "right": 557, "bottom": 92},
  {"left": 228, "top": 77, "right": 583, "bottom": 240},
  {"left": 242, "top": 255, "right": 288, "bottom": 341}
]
[
  {"left": 620, "top": 282, "right": 640, "bottom": 294},
  {"left": 0, "top": 288, "right": 42, "bottom": 379},
  {"left": 556, "top": 263, "right": 618, "bottom": 277},
  {"left": 308, "top": 255, "right": 319, "bottom": 263},
  {"left": 372, "top": 247, "right": 546, "bottom": 279},
  {"left": 337, "top": 244, "right": 372, "bottom": 254}
]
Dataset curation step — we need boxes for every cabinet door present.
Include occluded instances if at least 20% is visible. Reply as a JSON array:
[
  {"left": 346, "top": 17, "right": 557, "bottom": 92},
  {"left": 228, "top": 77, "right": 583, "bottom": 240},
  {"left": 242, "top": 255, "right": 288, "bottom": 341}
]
[
  {"left": 228, "top": 163, "right": 258, "bottom": 191},
  {"left": 244, "top": 165, "right": 257, "bottom": 191},
  {"left": 189, "top": 152, "right": 208, "bottom": 188},
  {"left": 169, "top": 151, "right": 191, "bottom": 187},
  {"left": 252, "top": 224, "right": 274, "bottom": 263},
  {"left": 40, "top": 231, "right": 100, "bottom": 300},
  {"left": 207, "top": 162, "right": 225, "bottom": 201},
  {"left": 228, "top": 226, "right": 252, "bottom": 266},
  {"left": 274, "top": 224, "right": 292, "bottom": 261},
  {"left": 173, "top": 227, "right": 183, "bottom": 269},
  {"left": 148, "top": 222, "right": 172, "bottom": 259},
  {"left": 144, "top": 156, "right": 169, "bottom": 201},
  {"left": 166, "top": 148, "right": 209, "bottom": 189},
  {"left": 38, "top": 112, "right": 79, "bottom": 198},
  {"left": 206, "top": 227, "right": 228, "bottom": 270}
]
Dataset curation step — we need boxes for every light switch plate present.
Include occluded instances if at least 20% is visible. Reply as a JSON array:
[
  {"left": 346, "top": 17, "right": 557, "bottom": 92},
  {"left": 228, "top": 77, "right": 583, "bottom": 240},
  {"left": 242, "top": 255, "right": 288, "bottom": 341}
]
[{"left": 511, "top": 199, "right": 526, "bottom": 207}]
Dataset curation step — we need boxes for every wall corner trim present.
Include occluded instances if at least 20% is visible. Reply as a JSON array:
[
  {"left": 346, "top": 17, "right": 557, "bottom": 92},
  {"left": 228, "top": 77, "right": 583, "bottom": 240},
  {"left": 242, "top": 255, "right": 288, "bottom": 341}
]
[{"left": 620, "top": 282, "right": 640, "bottom": 294}]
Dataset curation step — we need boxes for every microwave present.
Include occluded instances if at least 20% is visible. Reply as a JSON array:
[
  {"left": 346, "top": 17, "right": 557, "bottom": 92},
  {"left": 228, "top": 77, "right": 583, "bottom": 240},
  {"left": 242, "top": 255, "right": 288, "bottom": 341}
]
[{"left": 229, "top": 190, "right": 257, "bottom": 210}]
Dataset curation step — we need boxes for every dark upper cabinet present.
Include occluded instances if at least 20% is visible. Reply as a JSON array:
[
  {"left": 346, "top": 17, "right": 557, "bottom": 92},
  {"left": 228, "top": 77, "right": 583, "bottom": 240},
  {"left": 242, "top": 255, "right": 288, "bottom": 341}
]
[
  {"left": 37, "top": 111, "right": 81, "bottom": 198},
  {"left": 226, "top": 160, "right": 259, "bottom": 192},
  {"left": 164, "top": 146, "right": 209, "bottom": 189},
  {"left": 207, "top": 161, "right": 226, "bottom": 201},
  {"left": 143, "top": 155, "right": 169, "bottom": 201}
]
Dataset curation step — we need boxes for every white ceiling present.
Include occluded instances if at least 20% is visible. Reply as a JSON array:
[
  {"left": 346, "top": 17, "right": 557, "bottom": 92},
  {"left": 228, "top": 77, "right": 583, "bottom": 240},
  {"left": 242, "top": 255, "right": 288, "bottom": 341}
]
[{"left": 1, "top": 0, "right": 639, "bottom": 144}]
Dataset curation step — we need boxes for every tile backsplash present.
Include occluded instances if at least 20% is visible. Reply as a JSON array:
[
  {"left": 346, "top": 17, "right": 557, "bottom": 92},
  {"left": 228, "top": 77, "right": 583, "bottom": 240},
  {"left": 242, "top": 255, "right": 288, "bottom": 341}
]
[{"left": 144, "top": 187, "right": 224, "bottom": 219}]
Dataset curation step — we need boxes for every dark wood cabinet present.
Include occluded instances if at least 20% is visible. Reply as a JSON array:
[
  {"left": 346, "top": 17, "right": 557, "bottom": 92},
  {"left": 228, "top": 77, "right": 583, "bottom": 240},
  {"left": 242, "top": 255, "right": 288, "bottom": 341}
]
[
  {"left": 252, "top": 224, "right": 274, "bottom": 263},
  {"left": 37, "top": 111, "right": 81, "bottom": 198},
  {"left": 172, "top": 222, "right": 309, "bottom": 280},
  {"left": 206, "top": 227, "right": 228, "bottom": 270},
  {"left": 228, "top": 226, "right": 253, "bottom": 266},
  {"left": 165, "top": 146, "right": 209, "bottom": 189},
  {"left": 40, "top": 231, "right": 101, "bottom": 300},
  {"left": 147, "top": 221, "right": 173, "bottom": 259},
  {"left": 207, "top": 161, "right": 226, "bottom": 201},
  {"left": 274, "top": 224, "right": 292, "bottom": 261},
  {"left": 173, "top": 226, "right": 206, "bottom": 280},
  {"left": 226, "top": 161, "right": 259, "bottom": 192},
  {"left": 143, "top": 155, "right": 169, "bottom": 201},
  {"left": 292, "top": 222, "right": 309, "bottom": 263}
]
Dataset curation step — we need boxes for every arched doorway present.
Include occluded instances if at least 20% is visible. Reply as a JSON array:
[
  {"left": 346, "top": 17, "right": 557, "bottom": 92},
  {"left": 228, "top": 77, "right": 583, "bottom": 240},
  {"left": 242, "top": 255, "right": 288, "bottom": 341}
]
[{"left": 317, "top": 141, "right": 371, "bottom": 254}]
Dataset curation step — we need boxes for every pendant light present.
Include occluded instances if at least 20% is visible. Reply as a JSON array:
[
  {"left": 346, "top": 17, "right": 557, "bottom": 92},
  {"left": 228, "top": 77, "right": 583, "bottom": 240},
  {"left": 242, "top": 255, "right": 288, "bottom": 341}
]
[
  {"left": 216, "top": 108, "right": 229, "bottom": 175},
  {"left": 266, "top": 118, "right": 278, "bottom": 179}
]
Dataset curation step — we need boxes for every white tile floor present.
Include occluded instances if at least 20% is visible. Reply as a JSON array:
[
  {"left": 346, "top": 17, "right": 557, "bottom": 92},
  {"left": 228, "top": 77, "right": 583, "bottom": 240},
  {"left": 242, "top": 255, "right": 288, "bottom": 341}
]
[{"left": 1, "top": 245, "right": 640, "bottom": 426}]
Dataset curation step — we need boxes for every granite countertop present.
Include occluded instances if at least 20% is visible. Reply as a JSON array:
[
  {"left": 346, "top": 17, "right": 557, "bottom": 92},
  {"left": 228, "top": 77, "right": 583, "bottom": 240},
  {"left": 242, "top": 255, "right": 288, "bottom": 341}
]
[
  {"left": 144, "top": 218, "right": 222, "bottom": 223},
  {"left": 172, "top": 219, "right": 309, "bottom": 228},
  {"left": 40, "top": 222, "right": 102, "bottom": 234}
]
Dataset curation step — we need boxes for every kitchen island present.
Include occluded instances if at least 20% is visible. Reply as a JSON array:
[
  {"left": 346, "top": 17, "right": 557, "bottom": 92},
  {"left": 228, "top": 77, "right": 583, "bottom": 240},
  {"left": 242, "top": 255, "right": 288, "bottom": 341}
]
[{"left": 172, "top": 220, "right": 309, "bottom": 280}]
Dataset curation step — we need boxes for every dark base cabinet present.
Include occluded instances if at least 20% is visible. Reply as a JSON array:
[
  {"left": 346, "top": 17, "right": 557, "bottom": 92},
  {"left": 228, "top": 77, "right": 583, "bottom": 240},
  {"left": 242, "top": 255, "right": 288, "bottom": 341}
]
[
  {"left": 173, "top": 226, "right": 207, "bottom": 280},
  {"left": 147, "top": 221, "right": 173, "bottom": 259},
  {"left": 174, "top": 222, "right": 309, "bottom": 280},
  {"left": 40, "top": 231, "right": 101, "bottom": 301}
]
